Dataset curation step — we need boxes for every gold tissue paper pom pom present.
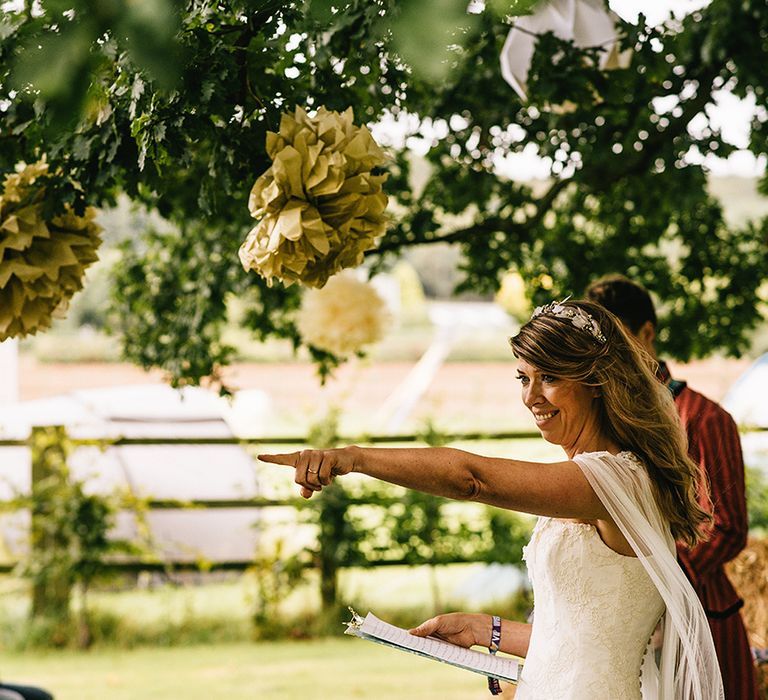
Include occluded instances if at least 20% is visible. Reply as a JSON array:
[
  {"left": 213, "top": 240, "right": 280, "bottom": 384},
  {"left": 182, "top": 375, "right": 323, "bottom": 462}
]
[
  {"left": 239, "top": 106, "right": 389, "bottom": 288},
  {"left": 0, "top": 161, "right": 103, "bottom": 341},
  {"left": 297, "top": 274, "right": 391, "bottom": 357}
]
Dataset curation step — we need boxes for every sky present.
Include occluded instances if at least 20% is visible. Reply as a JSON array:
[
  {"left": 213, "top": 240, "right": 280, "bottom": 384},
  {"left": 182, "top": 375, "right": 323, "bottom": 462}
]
[{"left": 608, "top": 0, "right": 709, "bottom": 24}]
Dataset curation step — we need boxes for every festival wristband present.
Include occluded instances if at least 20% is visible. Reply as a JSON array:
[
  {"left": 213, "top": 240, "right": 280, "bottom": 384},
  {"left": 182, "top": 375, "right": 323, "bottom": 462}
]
[{"left": 487, "top": 615, "right": 502, "bottom": 695}]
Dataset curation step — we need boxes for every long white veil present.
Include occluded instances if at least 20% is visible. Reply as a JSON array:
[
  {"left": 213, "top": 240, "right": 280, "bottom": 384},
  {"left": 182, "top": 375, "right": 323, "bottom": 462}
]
[{"left": 573, "top": 452, "right": 724, "bottom": 700}]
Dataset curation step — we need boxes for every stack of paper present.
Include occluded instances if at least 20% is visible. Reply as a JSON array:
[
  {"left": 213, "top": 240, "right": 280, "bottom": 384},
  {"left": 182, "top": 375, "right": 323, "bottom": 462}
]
[{"left": 345, "top": 610, "right": 520, "bottom": 683}]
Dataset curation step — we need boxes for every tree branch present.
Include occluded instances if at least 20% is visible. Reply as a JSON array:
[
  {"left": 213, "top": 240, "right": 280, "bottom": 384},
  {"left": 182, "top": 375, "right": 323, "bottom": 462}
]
[
  {"left": 370, "top": 214, "right": 532, "bottom": 256},
  {"left": 370, "top": 65, "right": 723, "bottom": 257},
  {"left": 614, "top": 69, "right": 721, "bottom": 182}
]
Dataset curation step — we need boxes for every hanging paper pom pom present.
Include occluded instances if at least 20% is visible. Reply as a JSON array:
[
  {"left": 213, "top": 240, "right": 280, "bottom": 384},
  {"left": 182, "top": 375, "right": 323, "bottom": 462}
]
[
  {"left": 297, "top": 274, "right": 391, "bottom": 357},
  {"left": 239, "top": 106, "right": 388, "bottom": 289},
  {"left": 0, "top": 161, "right": 103, "bottom": 341}
]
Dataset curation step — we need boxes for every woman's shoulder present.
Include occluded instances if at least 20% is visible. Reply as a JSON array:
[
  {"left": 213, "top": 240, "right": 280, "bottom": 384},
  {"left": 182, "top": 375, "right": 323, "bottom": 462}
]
[
  {"left": 571, "top": 450, "right": 650, "bottom": 487},
  {"left": 572, "top": 450, "right": 672, "bottom": 542},
  {"left": 574, "top": 450, "right": 643, "bottom": 470}
]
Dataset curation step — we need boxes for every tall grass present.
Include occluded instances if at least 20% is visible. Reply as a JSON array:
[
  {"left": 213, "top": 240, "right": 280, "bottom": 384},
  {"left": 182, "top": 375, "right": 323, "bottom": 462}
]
[{"left": 0, "top": 563, "right": 531, "bottom": 650}]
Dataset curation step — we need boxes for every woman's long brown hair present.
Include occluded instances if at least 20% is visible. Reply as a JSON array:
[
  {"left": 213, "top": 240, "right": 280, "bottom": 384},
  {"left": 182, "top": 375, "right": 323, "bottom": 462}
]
[{"left": 510, "top": 300, "right": 711, "bottom": 547}]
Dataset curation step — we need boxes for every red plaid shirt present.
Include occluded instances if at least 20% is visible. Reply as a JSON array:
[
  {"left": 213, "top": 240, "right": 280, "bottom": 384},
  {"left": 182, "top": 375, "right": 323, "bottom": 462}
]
[{"left": 662, "top": 367, "right": 748, "bottom": 616}]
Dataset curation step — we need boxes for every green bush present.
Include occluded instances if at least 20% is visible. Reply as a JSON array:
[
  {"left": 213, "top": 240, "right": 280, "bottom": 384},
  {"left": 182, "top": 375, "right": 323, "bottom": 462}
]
[
  {"left": 0, "top": 598, "right": 252, "bottom": 650},
  {"left": 746, "top": 465, "right": 768, "bottom": 534}
]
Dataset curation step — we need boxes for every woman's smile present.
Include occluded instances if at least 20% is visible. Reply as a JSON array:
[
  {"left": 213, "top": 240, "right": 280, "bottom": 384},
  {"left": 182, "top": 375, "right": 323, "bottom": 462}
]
[{"left": 533, "top": 409, "right": 560, "bottom": 425}]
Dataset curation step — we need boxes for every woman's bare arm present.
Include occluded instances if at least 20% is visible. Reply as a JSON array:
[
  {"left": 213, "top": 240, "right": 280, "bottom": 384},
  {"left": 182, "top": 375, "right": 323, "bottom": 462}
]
[
  {"left": 258, "top": 445, "right": 609, "bottom": 521},
  {"left": 409, "top": 612, "right": 532, "bottom": 657}
]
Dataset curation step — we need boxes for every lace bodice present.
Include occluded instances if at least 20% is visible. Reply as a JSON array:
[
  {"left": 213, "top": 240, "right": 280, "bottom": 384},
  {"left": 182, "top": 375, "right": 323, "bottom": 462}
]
[{"left": 516, "top": 515, "right": 665, "bottom": 699}]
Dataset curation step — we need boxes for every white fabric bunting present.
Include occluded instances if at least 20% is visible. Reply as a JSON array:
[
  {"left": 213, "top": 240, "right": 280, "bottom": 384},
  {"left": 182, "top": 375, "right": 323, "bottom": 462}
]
[{"left": 500, "top": 0, "right": 630, "bottom": 102}]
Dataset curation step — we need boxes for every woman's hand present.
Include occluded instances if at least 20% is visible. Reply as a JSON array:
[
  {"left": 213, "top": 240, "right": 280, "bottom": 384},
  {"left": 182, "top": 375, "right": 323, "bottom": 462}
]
[
  {"left": 258, "top": 446, "right": 358, "bottom": 498},
  {"left": 409, "top": 612, "right": 491, "bottom": 649}
]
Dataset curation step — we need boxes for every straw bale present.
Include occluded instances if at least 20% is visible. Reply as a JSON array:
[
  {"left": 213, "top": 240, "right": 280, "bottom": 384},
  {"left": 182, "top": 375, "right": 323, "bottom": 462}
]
[{"left": 725, "top": 538, "right": 768, "bottom": 694}]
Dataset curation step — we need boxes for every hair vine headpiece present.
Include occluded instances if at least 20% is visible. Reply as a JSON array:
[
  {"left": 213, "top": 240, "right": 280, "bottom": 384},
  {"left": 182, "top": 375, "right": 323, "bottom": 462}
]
[{"left": 531, "top": 296, "right": 607, "bottom": 344}]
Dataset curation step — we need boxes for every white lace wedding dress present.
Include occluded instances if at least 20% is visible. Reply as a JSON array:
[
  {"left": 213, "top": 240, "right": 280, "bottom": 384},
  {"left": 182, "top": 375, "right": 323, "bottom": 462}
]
[
  {"left": 514, "top": 451, "right": 724, "bottom": 700},
  {"left": 516, "top": 517, "right": 664, "bottom": 698}
]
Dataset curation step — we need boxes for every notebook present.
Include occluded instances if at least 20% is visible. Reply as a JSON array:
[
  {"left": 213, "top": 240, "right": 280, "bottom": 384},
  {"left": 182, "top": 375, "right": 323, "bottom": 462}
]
[{"left": 344, "top": 609, "right": 520, "bottom": 683}]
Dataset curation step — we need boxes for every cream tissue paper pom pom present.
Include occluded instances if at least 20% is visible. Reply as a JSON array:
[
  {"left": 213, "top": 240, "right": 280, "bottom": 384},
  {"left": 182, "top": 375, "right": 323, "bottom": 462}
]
[
  {"left": 297, "top": 274, "right": 390, "bottom": 357},
  {"left": 239, "top": 106, "right": 388, "bottom": 289},
  {"left": 0, "top": 161, "right": 102, "bottom": 341}
]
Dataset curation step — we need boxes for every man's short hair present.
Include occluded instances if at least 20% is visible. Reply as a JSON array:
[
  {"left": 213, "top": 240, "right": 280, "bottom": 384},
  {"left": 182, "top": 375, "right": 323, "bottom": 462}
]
[{"left": 584, "top": 274, "right": 657, "bottom": 334}]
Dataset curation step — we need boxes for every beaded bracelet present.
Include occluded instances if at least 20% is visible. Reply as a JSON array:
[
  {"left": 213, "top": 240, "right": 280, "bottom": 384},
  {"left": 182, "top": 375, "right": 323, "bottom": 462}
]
[{"left": 487, "top": 615, "right": 502, "bottom": 695}]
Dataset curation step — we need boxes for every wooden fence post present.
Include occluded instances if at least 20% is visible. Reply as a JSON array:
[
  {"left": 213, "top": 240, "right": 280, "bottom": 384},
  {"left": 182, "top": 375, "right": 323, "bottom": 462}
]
[{"left": 29, "top": 425, "right": 72, "bottom": 621}]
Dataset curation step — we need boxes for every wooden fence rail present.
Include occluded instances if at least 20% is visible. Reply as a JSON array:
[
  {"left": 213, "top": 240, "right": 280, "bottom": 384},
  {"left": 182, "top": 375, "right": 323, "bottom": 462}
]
[
  {"left": 0, "top": 427, "right": 544, "bottom": 576},
  {"left": 1, "top": 425, "right": 765, "bottom": 577}
]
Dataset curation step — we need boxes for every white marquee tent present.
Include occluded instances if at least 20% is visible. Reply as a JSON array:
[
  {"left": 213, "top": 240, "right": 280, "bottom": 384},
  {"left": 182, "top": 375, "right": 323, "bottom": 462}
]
[{"left": 0, "top": 384, "right": 281, "bottom": 566}]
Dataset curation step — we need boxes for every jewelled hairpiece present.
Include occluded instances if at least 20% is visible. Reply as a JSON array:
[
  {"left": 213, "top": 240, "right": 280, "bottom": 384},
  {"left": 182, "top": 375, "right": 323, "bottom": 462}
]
[{"left": 531, "top": 296, "right": 607, "bottom": 344}]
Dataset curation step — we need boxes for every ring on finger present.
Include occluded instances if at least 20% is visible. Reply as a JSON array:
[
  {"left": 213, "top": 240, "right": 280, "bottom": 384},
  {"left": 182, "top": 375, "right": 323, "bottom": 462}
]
[{"left": 307, "top": 468, "right": 319, "bottom": 474}]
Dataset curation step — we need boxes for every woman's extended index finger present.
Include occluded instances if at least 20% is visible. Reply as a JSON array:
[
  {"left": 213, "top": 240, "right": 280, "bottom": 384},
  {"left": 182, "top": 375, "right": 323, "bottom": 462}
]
[{"left": 257, "top": 452, "right": 300, "bottom": 465}]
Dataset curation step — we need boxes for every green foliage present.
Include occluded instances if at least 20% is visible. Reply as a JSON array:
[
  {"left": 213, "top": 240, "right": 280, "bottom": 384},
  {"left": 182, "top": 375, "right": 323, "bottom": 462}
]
[
  {"left": 24, "top": 426, "right": 72, "bottom": 618},
  {"left": 109, "top": 224, "right": 240, "bottom": 392},
  {"left": 386, "top": 0, "right": 481, "bottom": 82},
  {"left": 746, "top": 465, "right": 768, "bottom": 533},
  {"left": 418, "top": 418, "right": 451, "bottom": 448},
  {"left": 2, "top": 0, "right": 768, "bottom": 384},
  {"left": 391, "top": 260, "right": 429, "bottom": 326},
  {"left": 67, "top": 256, "right": 115, "bottom": 330},
  {"left": 482, "top": 508, "right": 532, "bottom": 564},
  {"left": 314, "top": 482, "right": 367, "bottom": 607},
  {"left": 280, "top": 414, "right": 535, "bottom": 609},
  {"left": 306, "top": 406, "right": 343, "bottom": 450},
  {"left": 250, "top": 539, "right": 309, "bottom": 639},
  {"left": 20, "top": 427, "right": 145, "bottom": 647},
  {"left": 374, "top": 423, "right": 533, "bottom": 570},
  {"left": 387, "top": 491, "right": 452, "bottom": 565},
  {"left": 1, "top": 597, "right": 252, "bottom": 650},
  {"left": 368, "top": 492, "right": 533, "bottom": 568},
  {"left": 381, "top": 495, "right": 482, "bottom": 575},
  {"left": 304, "top": 408, "right": 367, "bottom": 607}
]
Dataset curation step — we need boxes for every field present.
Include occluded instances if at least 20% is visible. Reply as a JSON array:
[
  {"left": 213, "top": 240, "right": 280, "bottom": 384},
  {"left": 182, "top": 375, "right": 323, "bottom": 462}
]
[
  {"left": 0, "top": 565, "right": 521, "bottom": 700},
  {"left": 3, "top": 639, "right": 505, "bottom": 700}
]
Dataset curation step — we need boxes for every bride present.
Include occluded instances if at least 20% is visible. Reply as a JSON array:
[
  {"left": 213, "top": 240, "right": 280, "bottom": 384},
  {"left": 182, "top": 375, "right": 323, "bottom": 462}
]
[{"left": 260, "top": 299, "right": 724, "bottom": 699}]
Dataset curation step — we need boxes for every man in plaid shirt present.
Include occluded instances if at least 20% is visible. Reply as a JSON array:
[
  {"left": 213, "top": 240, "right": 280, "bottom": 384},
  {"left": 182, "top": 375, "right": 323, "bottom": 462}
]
[{"left": 587, "top": 274, "right": 759, "bottom": 700}]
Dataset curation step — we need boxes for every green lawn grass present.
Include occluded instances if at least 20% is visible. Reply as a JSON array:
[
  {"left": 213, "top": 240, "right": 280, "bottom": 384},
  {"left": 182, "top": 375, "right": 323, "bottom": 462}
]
[{"left": 2, "top": 639, "right": 504, "bottom": 700}]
